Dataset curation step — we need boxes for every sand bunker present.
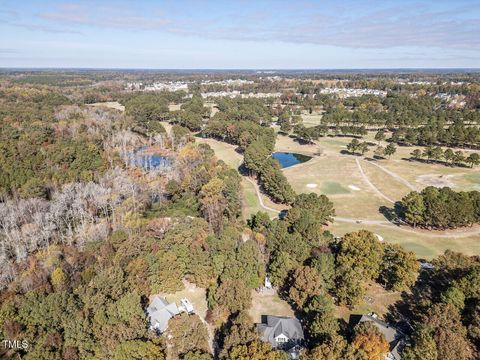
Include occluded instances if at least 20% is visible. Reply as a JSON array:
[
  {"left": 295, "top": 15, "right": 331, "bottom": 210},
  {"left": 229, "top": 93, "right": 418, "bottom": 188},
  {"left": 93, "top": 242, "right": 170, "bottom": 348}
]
[
  {"left": 348, "top": 185, "right": 361, "bottom": 191},
  {"left": 416, "top": 174, "right": 455, "bottom": 188},
  {"left": 375, "top": 234, "right": 384, "bottom": 242},
  {"left": 306, "top": 183, "right": 318, "bottom": 188}
]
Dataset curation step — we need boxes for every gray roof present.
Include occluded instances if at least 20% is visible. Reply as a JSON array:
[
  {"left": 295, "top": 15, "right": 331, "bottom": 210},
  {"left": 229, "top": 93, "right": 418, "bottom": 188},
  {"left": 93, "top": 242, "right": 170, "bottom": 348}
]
[
  {"left": 147, "top": 296, "right": 180, "bottom": 333},
  {"left": 257, "top": 316, "right": 304, "bottom": 348},
  {"left": 359, "top": 314, "right": 405, "bottom": 360}
]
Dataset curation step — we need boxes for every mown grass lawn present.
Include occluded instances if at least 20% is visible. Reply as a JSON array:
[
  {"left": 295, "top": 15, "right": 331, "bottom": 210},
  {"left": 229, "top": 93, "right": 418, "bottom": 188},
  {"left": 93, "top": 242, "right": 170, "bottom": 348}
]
[{"left": 249, "top": 289, "right": 294, "bottom": 324}]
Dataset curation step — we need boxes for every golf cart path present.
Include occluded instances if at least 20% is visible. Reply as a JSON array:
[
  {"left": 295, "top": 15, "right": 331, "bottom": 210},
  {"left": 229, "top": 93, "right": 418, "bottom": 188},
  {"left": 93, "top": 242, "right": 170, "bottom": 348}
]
[
  {"left": 365, "top": 159, "right": 418, "bottom": 191},
  {"left": 355, "top": 158, "right": 396, "bottom": 204}
]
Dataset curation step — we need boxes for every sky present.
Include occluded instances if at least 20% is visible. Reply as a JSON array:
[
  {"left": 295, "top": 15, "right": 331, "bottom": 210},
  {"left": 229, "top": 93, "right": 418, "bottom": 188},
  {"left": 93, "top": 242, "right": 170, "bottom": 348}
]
[{"left": 0, "top": 0, "right": 479, "bottom": 69}]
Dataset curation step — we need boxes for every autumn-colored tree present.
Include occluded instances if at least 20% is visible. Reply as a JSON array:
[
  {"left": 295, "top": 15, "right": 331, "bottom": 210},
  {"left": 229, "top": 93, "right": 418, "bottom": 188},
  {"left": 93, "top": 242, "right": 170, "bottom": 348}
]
[
  {"left": 182, "top": 350, "right": 214, "bottom": 360},
  {"left": 352, "top": 322, "right": 389, "bottom": 360},
  {"left": 50, "top": 267, "right": 66, "bottom": 290},
  {"left": 335, "top": 231, "right": 384, "bottom": 306},
  {"left": 379, "top": 244, "right": 418, "bottom": 291},
  {"left": 214, "top": 278, "right": 252, "bottom": 315},
  {"left": 165, "top": 314, "right": 211, "bottom": 359},
  {"left": 466, "top": 303, "right": 480, "bottom": 349},
  {"left": 112, "top": 340, "right": 165, "bottom": 360},
  {"left": 200, "top": 177, "right": 227, "bottom": 234},
  {"left": 219, "top": 311, "right": 258, "bottom": 359},
  {"left": 229, "top": 340, "right": 288, "bottom": 360},
  {"left": 337, "top": 231, "right": 384, "bottom": 281},
  {"left": 414, "top": 304, "right": 473, "bottom": 360},
  {"left": 288, "top": 266, "right": 325, "bottom": 308},
  {"left": 301, "top": 335, "right": 357, "bottom": 360}
]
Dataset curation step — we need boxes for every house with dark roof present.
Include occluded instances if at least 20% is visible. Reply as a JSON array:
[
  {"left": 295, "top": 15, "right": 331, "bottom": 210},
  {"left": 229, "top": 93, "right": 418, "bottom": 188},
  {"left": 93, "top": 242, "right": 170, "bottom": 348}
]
[
  {"left": 353, "top": 313, "right": 406, "bottom": 360},
  {"left": 257, "top": 316, "right": 304, "bottom": 359},
  {"left": 147, "top": 296, "right": 180, "bottom": 333}
]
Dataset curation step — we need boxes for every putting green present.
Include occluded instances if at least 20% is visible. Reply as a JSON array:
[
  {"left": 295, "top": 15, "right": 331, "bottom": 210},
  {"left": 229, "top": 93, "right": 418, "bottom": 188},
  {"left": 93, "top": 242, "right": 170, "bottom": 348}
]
[{"left": 320, "top": 181, "right": 351, "bottom": 195}]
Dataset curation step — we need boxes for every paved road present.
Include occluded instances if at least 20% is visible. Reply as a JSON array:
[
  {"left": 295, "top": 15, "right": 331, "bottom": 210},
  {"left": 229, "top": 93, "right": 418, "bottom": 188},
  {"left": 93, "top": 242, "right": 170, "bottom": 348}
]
[{"left": 334, "top": 217, "right": 390, "bottom": 225}]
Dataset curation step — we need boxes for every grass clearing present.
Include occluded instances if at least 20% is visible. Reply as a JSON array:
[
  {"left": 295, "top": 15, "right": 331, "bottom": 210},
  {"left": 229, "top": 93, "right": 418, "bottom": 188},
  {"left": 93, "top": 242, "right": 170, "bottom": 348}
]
[
  {"left": 89, "top": 101, "right": 125, "bottom": 111},
  {"left": 335, "top": 282, "right": 402, "bottom": 321},
  {"left": 163, "top": 282, "right": 208, "bottom": 320},
  {"left": 249, "top": 289, "right": 294, "bottom": 323}
]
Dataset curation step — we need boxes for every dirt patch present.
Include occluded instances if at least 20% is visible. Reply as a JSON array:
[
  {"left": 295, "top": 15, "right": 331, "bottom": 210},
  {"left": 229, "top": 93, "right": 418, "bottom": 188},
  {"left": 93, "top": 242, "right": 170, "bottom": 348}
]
[{"left": 416, "top": 174, "right": 455, "bottom": 188}]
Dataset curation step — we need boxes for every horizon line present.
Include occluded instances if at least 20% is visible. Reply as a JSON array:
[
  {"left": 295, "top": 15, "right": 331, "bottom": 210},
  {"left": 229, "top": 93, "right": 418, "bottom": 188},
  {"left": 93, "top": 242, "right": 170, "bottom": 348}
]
[{"left": 1, "top": 67, "right": 480, "bottom": 72}]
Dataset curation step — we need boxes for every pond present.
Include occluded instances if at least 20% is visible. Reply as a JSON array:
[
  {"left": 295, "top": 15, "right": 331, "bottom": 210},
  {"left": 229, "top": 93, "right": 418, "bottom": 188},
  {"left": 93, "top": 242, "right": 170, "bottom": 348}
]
[
  {"left": 129, "top": 147, "right": 173, "bottom": 171},
  {"left": 271, "top": 152, "right": 312, "bottom": 168}
]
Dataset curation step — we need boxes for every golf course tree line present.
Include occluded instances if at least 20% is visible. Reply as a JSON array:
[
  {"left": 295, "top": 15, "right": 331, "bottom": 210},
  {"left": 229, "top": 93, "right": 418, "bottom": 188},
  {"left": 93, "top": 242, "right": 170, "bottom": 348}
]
[
  {"left": 298, "top": 91, "right": 480, "bottom": 149},
  {"left": 409, "top": 146, "right": 480, "bottom": 168},
  {"left": 400, "top": 187, "right": 480, "bottom": 229},
  {"left": 202, "top": 98, "right": 296, "bottom": 204}
]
